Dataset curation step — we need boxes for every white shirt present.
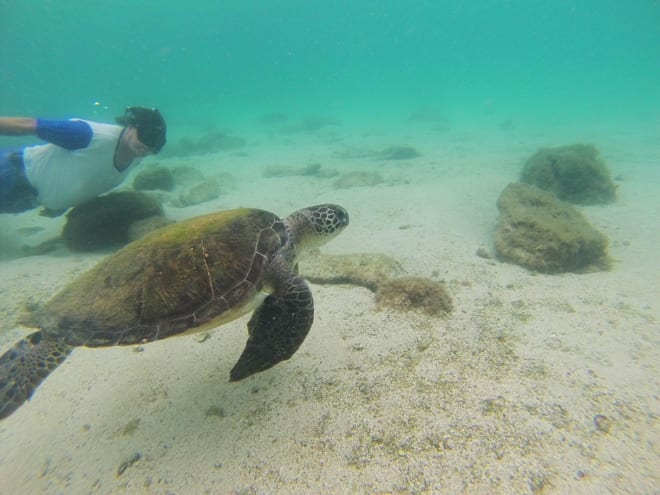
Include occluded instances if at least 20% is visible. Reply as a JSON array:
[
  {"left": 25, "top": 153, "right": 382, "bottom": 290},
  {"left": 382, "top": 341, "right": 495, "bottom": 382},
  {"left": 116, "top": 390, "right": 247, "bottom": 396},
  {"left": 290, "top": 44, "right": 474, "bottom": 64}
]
[{"left": 23, "top": 120, "right": 138, "bottom": 210}]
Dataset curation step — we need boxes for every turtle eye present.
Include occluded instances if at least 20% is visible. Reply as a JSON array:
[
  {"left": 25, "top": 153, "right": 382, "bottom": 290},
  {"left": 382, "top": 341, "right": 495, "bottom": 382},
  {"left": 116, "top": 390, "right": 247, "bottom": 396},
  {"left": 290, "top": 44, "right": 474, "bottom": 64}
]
[
  {"left": 320, "top": 205, "right": 348, "bottom": 233},
  {"left": 333, "top": 206, "right": 349, "bottom": 228}
]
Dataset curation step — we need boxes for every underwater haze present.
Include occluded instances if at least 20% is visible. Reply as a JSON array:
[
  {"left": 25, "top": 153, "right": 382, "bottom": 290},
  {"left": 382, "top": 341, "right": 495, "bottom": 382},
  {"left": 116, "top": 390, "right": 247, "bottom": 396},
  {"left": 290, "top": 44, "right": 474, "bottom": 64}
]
[
  {"left": 1, "top": 2, "right": 660, "bottom": 494},
  {"left": 1, "top": 0, "right": 658, "bottom": 131}
]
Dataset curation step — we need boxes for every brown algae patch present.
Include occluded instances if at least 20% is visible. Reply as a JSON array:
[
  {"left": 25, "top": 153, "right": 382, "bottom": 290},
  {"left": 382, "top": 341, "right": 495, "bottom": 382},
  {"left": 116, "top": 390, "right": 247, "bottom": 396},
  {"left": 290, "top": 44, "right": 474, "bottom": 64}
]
[
  {"left": 375, "top": 276, "right": 453, "bottom": 316},
  {"left": 301, "top": 252, "right": 404, "bottom": 292}
]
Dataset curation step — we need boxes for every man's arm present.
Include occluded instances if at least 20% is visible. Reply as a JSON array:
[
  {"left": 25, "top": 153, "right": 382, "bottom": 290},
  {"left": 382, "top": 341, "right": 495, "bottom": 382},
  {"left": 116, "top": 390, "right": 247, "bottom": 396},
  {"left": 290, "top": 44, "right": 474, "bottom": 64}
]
[
  {"left": 0, "top": 117, "right": 37, "bottom": 136},
  {"left": 0, "top": 117, "right": 93, "bottom": 149}
]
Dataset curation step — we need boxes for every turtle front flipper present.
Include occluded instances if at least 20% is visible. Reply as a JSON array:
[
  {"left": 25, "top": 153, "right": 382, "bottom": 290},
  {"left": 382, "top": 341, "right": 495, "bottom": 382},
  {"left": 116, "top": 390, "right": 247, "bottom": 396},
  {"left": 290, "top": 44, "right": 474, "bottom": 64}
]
[
  {"left": 0, "top": 331, "right": 72, "bottom": 419},
  {"left": 230, "top": 275, "right": 314, "bottom": 381}
]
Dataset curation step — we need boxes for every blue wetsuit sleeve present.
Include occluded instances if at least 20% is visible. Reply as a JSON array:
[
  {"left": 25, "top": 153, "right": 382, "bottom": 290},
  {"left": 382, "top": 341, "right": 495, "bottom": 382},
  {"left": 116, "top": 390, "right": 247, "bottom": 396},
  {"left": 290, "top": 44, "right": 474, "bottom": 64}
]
[{"left": 36, "top": 118, "right": 93, "bottom": 150}]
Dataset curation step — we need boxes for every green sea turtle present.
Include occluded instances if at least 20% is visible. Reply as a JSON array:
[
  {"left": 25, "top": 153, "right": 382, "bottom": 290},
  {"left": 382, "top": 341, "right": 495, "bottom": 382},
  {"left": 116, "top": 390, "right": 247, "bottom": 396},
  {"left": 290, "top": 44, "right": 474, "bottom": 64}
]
[{"left": 0, "top": 204, "right": 349, "bottom": 419}]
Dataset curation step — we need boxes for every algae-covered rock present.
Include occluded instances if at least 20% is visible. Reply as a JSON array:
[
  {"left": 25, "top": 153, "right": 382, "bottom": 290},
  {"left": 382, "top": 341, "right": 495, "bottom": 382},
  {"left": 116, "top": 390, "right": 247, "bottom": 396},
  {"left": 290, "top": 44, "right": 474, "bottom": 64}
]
[
  {"left": 132, "top": 166, "right": 174, "bottom": 191},
  {"left": 62, "top": 191, "right": 164, "bottom": 251},
  {"left": 176, "top": 179, "right": 221, "bottom": 207},
  {"left": 520, "top": 143, "right": 616, "bottom": 204},
  {"left": 301, "top": 252, "right": 455, "bottom": 315},
  {"left": 171, "top": 165, "right": 205, "bottom": 184},
  {"left": 333, "top": 171, "right": 384, "bottom": 189},
  {"left": 300, "top": 252, "right": 404, "bottom": 291},
  {"left": 262, "top": 163, "right": 339, "bottom": 179},
  {"left": 494, "top": 183, "right": 609, "bottom": 273},
  {"left": 377, "top": 146, "right": 421, "bottom": 160},
  {"left": 375, "top": 276, "right": 452, "bottom": 316}
]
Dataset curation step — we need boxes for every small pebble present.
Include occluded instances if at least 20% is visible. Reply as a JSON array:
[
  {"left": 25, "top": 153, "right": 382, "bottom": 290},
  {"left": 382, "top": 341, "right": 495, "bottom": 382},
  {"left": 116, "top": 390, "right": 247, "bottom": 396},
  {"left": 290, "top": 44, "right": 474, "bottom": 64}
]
[
  {"left": 476, "top": 247, "right": 491, "bottom": 259},
  {"left": 117, "top": 452, "right": 141, "bottom": 476},
  {"left": 594, "top": 414, "right": 611, "bottom": 433}
]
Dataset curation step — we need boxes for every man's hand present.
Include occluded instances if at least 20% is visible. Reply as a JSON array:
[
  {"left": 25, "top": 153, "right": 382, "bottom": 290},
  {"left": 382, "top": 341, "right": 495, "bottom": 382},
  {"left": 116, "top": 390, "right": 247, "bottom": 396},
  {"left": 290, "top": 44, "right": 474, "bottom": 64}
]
[{"left": 0, "top": 117, "right": 38, "bottom": 136}]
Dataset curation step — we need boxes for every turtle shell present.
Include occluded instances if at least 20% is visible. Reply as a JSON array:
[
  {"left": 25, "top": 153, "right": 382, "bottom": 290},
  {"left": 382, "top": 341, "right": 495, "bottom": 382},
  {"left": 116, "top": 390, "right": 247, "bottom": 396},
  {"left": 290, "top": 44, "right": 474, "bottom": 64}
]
[{"left": 33, "top": 208, "right": 287, "bottom": 347}]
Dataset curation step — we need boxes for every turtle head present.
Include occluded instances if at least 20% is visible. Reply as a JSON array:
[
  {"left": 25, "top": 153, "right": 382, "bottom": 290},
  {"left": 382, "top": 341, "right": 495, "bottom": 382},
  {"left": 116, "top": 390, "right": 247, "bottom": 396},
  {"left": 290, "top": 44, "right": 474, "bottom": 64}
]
[{"left": 285, "top": 204, "right": 349, "bottom": 254}]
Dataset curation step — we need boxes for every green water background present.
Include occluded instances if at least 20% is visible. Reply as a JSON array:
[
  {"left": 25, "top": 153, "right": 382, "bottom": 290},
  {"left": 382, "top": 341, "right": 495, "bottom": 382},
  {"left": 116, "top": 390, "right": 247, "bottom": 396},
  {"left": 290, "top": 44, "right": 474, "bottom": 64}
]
[{"left": 1, "top": 1, "right": 658, "bottom": 134}]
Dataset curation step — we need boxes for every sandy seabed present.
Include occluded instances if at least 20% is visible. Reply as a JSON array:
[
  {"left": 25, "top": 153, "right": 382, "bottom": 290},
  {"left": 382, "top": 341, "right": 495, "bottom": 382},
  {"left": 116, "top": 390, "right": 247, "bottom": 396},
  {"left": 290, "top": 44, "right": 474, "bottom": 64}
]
[{"left": 0, "top": 122, "right": 658, "bottom": 494}]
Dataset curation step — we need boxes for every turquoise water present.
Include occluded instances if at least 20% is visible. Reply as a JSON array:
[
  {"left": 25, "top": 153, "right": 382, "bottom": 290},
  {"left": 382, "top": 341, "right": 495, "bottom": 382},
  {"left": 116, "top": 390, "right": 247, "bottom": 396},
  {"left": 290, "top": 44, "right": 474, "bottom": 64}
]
[
  {"left": 2, "top": 1, "right": 658, "bottom": 130},
  {"left": 1, "top": 3, "right": 660, "bottom": 493}
]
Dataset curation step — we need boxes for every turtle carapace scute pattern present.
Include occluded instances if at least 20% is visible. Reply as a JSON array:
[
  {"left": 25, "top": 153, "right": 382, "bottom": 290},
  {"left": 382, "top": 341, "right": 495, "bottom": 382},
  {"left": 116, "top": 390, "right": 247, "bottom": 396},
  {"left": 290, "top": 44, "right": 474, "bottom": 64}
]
[{"left": 0, "top": 204, "right": 349, "bottom": 420}]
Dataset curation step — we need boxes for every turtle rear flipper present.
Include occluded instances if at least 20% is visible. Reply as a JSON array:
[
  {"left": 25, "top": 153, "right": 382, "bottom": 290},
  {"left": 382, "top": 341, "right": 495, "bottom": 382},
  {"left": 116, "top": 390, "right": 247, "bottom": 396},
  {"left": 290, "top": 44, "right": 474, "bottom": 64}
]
[
  {"left": 230, "top": 275, "right": 314, "bottom": 381},
  {"left": 0, "top": 332, "right": 72, "bottom": 419}
]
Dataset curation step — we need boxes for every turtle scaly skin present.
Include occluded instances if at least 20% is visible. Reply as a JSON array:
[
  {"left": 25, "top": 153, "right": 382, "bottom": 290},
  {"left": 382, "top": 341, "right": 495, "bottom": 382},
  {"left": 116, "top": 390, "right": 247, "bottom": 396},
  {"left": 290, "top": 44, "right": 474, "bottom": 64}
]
[{"left": 0, "top": 204, "right": 348, "bottom": 420}]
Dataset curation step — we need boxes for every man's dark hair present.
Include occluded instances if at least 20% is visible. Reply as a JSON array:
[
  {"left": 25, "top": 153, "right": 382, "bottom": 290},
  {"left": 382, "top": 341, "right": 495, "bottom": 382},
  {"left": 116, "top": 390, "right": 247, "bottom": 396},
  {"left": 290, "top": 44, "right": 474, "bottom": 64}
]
[{"left": 116, "top": 107, "right": 166, "bottom": 152}]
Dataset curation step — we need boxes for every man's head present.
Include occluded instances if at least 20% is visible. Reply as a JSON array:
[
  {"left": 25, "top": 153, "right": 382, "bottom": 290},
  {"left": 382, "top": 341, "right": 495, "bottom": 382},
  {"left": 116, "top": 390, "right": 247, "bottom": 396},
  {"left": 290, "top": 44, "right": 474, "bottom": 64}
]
[{"left": 116, "top": 107, "right": 166, "bottom": 153}]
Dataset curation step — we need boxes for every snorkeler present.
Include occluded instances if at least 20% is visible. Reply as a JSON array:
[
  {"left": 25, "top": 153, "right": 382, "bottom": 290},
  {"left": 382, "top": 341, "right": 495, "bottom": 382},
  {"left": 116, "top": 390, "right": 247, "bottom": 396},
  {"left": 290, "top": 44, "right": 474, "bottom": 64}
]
[{"left": 0, "top": 107, "right": 166, "bottom": 215}]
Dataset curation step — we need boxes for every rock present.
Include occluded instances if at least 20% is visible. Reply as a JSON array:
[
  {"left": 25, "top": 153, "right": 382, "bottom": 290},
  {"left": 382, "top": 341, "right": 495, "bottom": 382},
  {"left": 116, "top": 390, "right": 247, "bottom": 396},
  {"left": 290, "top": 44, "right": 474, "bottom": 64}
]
[
  {"left": 300, "top": 252, "right": 404, "bottom": 291},
  {"left": 375, "top": 276, "right": 453, "bottom": 316},
  {"left": 62, "top": 191, "right": 164, "bottom": 251},
  {"left": 170, "top": 165, "right": 205, "bottom": 184},
  {"left": 377, "top": 146, "right": 421, "bottom": 160},
  {"left": 520, "top": 143, "right": 616, "bottom": 204},
  {"left": 262, "top": 163, "right": 338, "bottom": 179},
  {"left": 333, "top": 171, "right": 384, "bottom": 189},
  {"left": 132, "top": 166, "right": 174, "bottom": 191},
  {"left": 494, "top": 183, "right": 609, "bottom": 273},
  {"left": 176, "top": 179, "right": 221, "bottom": 207}
]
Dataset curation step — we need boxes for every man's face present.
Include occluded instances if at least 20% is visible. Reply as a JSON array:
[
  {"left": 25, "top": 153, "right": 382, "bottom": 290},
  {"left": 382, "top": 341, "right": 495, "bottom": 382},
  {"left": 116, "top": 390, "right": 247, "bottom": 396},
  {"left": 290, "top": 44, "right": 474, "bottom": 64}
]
[{"left": 127, "top": 127, "right": 156, "bottom": 156}]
